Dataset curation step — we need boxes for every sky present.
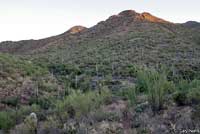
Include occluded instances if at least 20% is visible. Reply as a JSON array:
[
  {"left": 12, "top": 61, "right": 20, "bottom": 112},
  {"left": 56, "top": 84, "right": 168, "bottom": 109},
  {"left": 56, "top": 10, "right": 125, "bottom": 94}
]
[{"left": 0, "top": 0, "right": 199, "bottom": 42}]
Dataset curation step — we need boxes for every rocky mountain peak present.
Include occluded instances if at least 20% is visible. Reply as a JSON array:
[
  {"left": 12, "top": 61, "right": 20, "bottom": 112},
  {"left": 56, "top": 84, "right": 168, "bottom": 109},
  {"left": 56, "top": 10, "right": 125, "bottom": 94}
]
[
  {"left": 67, "top": 25, "right": 87, "bottom": 34},
  {"left": 118, "top": 10, "right": 138, "bottom": 17},
  {"left": 140, "top": 12, "right": 169, "bottom": 23},
  {"left": 111, "top": 10, "right": 169, "bottom": 24}
]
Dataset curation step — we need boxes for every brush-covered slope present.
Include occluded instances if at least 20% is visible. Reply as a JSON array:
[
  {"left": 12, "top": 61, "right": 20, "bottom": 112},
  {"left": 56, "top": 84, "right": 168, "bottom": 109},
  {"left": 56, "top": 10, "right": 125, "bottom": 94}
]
[
  {"left": 0, "top": 25, "right": 87, "bottom": 54},
  {"left": 0, "top": 10, "right": 200, "bottom": 133},
  {"left": 0, "top": 53, "right": 61, "bottom": 109},
  {"left": 0, "top": 10, "right": 200, "bottom": 76},
  {"left": 36, "top": 11, "right": 200, "bottom": 77}
]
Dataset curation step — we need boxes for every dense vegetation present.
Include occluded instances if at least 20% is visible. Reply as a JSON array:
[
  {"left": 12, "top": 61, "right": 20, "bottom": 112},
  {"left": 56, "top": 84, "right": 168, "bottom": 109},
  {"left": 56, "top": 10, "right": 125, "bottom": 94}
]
[
  {"left": 0, "top": 52, "right": 200, "bottom": 133},
  {"left": 0, "top": 10, "right": 200, "bottom": 133}
]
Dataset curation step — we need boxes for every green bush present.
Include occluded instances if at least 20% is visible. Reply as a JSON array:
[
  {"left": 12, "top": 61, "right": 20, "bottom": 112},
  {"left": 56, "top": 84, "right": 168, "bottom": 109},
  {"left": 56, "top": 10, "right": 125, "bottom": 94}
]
[
  {"left": 136, "top": 69, "right": 149, "bottom": 93},
  {"left": 175, "top": 79, "right": 190, "bottom": 91},
  {"left": 118, "top": 87, "right": 136, "bottom": 106},
  {"left": 136, "top": 68, "right": 174, "bottom": 111},
  {"left": 48, "top": 64, "right": 81, "bottom": 76},
  {"left": 190, "top": 79, "right": 200, "bottom": 88},
  {"left": 127, "top": 88, "right": 136, "bottom": 106},
  {"left": 173, "top": 91, "right": 188, "bottom": 106},
  {"left": 55, "top": 88, "right": 111, "bottom": 119},
  {"left": 0, "top": 111, "right": 15, "bottom": 130},
  {"left": 1, "top": 96, "right": 19, "bottom": 107},
  {"left": 70, "top": 75, "right": 92, "bottom": 91},
  {"left": 29, "top": 96, "right": 54, "bottom": 110},
  {"left": 187, "top": 87, "right": 200, "bottom": 104},
  {"left": 15, "top": 104, "right": 41, "bottom": 122},
  {"left": 173, "top": 79, "right": 200, "bottom": 105},
  {"left": 0, "top": 104, "right": 42, "bottom": 130},
  {"left": 118, "top": 65, "right": 139, "bottom": 77},
  {"left": 38, "top": 80, "right": 58, "bottom": 92}
]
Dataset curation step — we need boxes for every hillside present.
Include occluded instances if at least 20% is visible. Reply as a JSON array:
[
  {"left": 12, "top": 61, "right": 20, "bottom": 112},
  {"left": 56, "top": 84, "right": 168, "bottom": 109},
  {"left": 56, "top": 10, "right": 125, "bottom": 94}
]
[
  {"left": 0, "top": 10, "right": 200, "bottom": 133},
  {"left": 0, "top": 53, "right": 61, "bottom": 109},
  {"left": 0, "top": 10, "right": 199, "bottom": 76}
]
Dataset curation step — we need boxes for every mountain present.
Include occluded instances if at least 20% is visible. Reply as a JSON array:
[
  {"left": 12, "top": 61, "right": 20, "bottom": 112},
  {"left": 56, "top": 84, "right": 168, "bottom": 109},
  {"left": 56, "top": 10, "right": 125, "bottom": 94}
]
[
  {"left": 1, "top": 10, "right": 199, "bottom": 73},
  {"left": 67, "top": 25, "right": 87, "bottom": 34},
  {"left": 0, "top": 10, "right": 172, "bottom": 54},
  {"left": 0, "top": 25, "right": 87, "bottom": 54},
  {"left": 0, "top": 10, "right": 200, "bottom": 133},
  {"left": 183, "top": 21, "right": 200, "bottom": 28},
  {"left": 0, "top": 10, "right": 199, "bottom": 79}
]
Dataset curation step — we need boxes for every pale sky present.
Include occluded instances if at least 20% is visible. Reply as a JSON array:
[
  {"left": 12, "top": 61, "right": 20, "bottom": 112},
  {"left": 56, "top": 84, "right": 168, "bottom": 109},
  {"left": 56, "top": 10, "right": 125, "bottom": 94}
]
[{"left": 0, "top": 0, "right": 199, "bottom": 42}]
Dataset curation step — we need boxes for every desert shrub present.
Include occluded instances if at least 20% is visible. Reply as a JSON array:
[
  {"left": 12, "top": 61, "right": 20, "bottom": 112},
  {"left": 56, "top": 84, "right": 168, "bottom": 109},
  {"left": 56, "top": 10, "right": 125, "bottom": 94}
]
[
  {"left": 29, "top": 96, "right": 54, "bottom": 110},
  {"left": 173, "top": 79, "right": 190, "bottom": 106},
  {"left": 136, "top": 68, "right": 175, "bottom": 111},
  {"left": 78, "top": 77, "right": 92, "bottom": 92},
  {"left": 136, "top": 69, "right": 149, "bottom": 93},
  {"left": 187, "top": 87, "right": 200, "bottom": 104},
  {"left": 38, "top": 80, "right": 58, "bottom": 92},
  {"left": 92, "top": 110, "right": 120, "bottom": 122},
  {"left": 70, "top": 75, "right": 92, "bottom": 91},
  {"left": 0, "top": 111, "right": 15, "bottom": 130},
  {"left": 190, "top": 79, "right": 200, "bottom": 87},
  {"left": 97, "top": 64, "right": 113, "bottom": 76},
  {"left": 173, "top": 91, "right": 188, "bottom": 106},
  {"left": 173, "top": 79, "right": 200, "bottom": 105},
  {"left": 126, "top": 87, "right": 137, "bottom": 106},
  {"left": 147, "top": 71, "right": 166, "bottom": 111},
  {"left": 15, "top": 104, "right": 41, "bottom": 123},
  {"left": 0, "top": 104, "right": 42, "bottom": 130},
  {"left": 117, "top": 87, "right": 136, "bottom": 106},
  {"left": 119, "top": 64, "right": 139, "bottom": 77},
  {"left": 55, "top": 88, "right": 111, "bottom": 119},
  {"left": 175, "top": 79, "right": 190, "bottom": 91},
  {"left": 40, "top": 116, "right": 62, "bottom": 133},
  {"left": 48, "top": 64, "right": 84, "bottom": 91},
  {"left": 0, "top": 53, "right": 48, "bottom": 78},
  {"left": 49, "top": 64, "right": 81, "bottom": 76},
  {"left": 13, "top": 113, "right": 39, "bottom": 134},
  {"left": 179, "top": 68, "right": 199, "bottom": 80},
  {"left": 56, "top": 75, "right": 72, "bottom": 87},
  {"left": 22, "top": 113, "right": 38, "bottom": 134},
  {"left": 18, "top": 104, "right": 41, "bottom": 115},
  {"left": 1, "top": 96, "right": 19, "bottom": 107}
]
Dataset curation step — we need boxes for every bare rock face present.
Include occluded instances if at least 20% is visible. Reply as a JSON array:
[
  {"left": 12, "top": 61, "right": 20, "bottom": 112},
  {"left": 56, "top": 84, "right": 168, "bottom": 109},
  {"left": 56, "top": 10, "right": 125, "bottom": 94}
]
[
  {"left": 140, "top": 12, "right": 169, "bottom": 23},
  {"left": 115, "top": 10, "right": 169, "bottom": 23},
  {"left": 67, "top": 26, "right": 87, "bottom": 34}
]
